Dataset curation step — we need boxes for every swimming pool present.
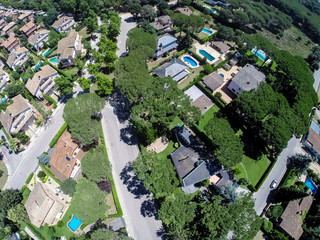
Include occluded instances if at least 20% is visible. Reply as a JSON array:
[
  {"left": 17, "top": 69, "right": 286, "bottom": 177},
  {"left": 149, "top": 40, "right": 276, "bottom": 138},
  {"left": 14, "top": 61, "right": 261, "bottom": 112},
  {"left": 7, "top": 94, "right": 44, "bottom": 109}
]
[
  {"left": 183, "top": 56, "right": 198, "bottom": 67},
  {"left": 1, "top": 98, "right": 7, "bottom": 103},
  {"left": 199, "top": 49, "right": 215, "bottom": 62},
  {"left": 305, "top": 177, "right": 318, "bottom": 195},
  {"left": 211, "top": 8, "right": 217, "bottom": 13},
  {"left": 43, "top": 48, "right": 51, "bottom": 57},
  {"left": 252, "top": 49, "right": 266, "bottom": 61},
  {"left": 33, "top": 62, "right": 42, "bottom": 70},
  {"left": 202, "top": 28, "right": 213, "bottom": 35},
  {"left": 219, "top": 73, "right": 224, "bottom": 78},
  {"left": 68, "top": 215, "right": 82, "bottom": 232},
  {"left": 49, "top": 57, "right": 58, "bottom": 63}
]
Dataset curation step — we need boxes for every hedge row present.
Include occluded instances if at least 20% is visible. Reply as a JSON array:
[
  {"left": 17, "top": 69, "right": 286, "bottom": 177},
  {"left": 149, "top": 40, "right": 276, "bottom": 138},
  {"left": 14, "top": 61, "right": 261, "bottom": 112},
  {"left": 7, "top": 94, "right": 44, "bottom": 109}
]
[
  {"left": 250, "top": 159, "right": 277, "bottom": 192},
  {"left": 100, "top": 122, "right": 123, "bottom": 218},
  {"left": 49, "top": 122, "right": 68, "bottom": 148},
  {"left": 39, "top": 163, "right": 62, "bottom": 185},
  {"left": 280, "top": 169, "right": 293, "bottom": 188},
  {"left": 24, "top": 222, "right": 46, "bottom": 240},
  {"left": 25, "top": 173, "right": 34, "bottom": 184},
  {"left": 188, "top": 49, "right": 203, "bottom": 64}
]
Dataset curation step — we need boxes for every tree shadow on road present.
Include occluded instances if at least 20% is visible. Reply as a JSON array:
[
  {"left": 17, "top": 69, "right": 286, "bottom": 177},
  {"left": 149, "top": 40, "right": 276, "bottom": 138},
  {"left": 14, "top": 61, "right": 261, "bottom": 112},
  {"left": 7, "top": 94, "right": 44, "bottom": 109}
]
[
  {"left": 109, "top": 91, "right": 131, "bottom": 124},
  {"left": 140, "top": 199, "right": 159, "bottom": 220},
  {"left": 120, "top": 126, "right": 138, "bottom": 146},
  {"left": 120, "top": 162, "right": 149, "bottom": 199}
]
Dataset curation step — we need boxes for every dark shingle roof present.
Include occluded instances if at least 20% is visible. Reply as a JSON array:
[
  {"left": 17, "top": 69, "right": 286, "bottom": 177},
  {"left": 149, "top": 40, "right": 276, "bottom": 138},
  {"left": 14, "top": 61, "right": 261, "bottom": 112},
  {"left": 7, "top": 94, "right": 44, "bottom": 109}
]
[
  {"left": 231, "top": 64, "right": 266, "bottom": 91},
  {"left": 202, "top": 72, "right": 224, "bottom": 92},
  {"left": 153, "top": 58, "right": 187, "bottom": 81}
]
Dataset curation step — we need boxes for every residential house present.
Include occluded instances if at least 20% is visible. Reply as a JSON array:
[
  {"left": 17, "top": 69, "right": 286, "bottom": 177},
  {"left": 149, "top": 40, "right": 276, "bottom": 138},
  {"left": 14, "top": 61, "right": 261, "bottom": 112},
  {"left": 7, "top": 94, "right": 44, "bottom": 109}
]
[
  {"left": 2, "top": 21, "right": 17, "bottom": 36},
  {"left": 185, "top": 85, "right": 213, "bottom": 114},
  {"left": 174, "top": 7, "right": 193, "bottom": 16},
  {"left": 28, "top": 29, "right": 50, "bottom": 50},
  {"left": 303, "top": 120, "right": 320, "bottom": 160},
  {"left": 50, "top": 131, "right": 85, "bottom": 181},
  {"left": 18, "top": 11, "right": 33, "bottom": 23},
  {"left": 25, "top": 182, "right": 69, "bottom": 228},
  {"left": 279, "top": 196, "right": 313, "bottom": 240},
  {"left": 6, "top": 47, "right": 30, "bottom": 70},
  {"left": 57, "top": 29, "right": 83, "bottom": 68},
  {"left": 52, "top": 16, "right": 76, "bottom": 33},
  {"left": 202, "top": 72, "right": 224, "bottom": 93},
  {"left": 170, "top": 125, "right": 217, "bottom": 192},
  {"left": 3, "top": 11, "right": 18, "bottom": 21},
  {"left": 1, "top": 34, "right": 20, "bottom": 53},
  {"left": 150, "top": 15, "right": 173, "bottom": 31},
  {"left": 155, "top": 33, "right": 178, "bottom": 59},
  {"left": 153, "top": 58, "right": 188, "bottom": 82},
  {"left": 0, "top": 68, "right": 10, "bottom": 92},
  {"left": 0, "top": 19, "right": 6, "bottom": 30},
  {"left": 227, "top": 64, "right": 266, "bottom": 95},
  {"left": 0, "top": 94, "right": 35, "bottom": 136},
  {"left": 25, "top": 65, "right": 59, "bottom": 99},
  {"left": 210, "top": 170, "right": 234, "bottom": 187},
  {"left": 210, "top": 41, "right": 230, "bottom": 58},
  {"left": 19, "top": 21, "right": 37, "bottom": 37}
]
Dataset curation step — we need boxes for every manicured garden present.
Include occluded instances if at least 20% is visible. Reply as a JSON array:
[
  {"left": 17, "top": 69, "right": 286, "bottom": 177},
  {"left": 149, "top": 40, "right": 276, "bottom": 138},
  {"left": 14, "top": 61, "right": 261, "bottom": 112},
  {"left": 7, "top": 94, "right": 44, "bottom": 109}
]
[
  {"left": 234, "top": 155, "right": 271, "bottom": 186},
  {"left": 0, "top": 160, "right": 8, "bottom": 189}
]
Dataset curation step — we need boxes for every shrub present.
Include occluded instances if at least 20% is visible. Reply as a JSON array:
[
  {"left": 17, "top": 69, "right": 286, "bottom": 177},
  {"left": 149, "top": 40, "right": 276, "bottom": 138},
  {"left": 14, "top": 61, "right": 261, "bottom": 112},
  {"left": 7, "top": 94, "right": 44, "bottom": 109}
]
[
  {"left": 262, "top": 218, "right": 273, "bottom": 233},
  {"left": 204, "top": 63, "right": 214, "bottom": 74},
  {"left": 25, "top": 173, "right": 34, "bottom": 184},
  {"left": 13, "top": 132, "right": 30, "bottom": 144},
  {"left": 37, "top": 154, "right": 51, "bottom": 165},
  {"left": 233, "top": 167, "right": 241, "bottom": 175},
  {"left": 174, "top": 142, "right": 179, "bottom": 148},
  {"left": 49, "top": 122, "right": 67, "bottom": 148},
  {"left": 37, "top": 171, "right": 46, "bottom": 181},
  {"left": 271, "top": 205, "right": 284, "bottom": 219},
  {"left": 60, "top": 179, "right": 77, "bottom": 196}
]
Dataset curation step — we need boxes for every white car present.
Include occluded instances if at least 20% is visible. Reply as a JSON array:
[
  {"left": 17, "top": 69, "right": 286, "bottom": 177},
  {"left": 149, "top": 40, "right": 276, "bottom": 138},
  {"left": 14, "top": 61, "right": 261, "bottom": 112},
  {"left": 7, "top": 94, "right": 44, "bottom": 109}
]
[{"left": 270, "top": 180, "right": 277, "bottom": 189}]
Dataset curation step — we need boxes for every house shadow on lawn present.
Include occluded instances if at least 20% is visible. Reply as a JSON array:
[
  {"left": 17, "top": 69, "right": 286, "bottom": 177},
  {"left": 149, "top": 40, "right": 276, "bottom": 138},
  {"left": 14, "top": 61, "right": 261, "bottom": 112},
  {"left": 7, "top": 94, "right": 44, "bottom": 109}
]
[{"left": 120, "top": 162, "right": 150, "bottom": 199}]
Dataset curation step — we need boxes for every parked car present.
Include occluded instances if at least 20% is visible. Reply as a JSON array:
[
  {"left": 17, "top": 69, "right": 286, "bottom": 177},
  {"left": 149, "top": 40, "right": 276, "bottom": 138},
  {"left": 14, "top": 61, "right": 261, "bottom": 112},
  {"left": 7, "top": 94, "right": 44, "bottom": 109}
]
[{"left": 270, "top": 180, "right": 277, "bottom": 189}]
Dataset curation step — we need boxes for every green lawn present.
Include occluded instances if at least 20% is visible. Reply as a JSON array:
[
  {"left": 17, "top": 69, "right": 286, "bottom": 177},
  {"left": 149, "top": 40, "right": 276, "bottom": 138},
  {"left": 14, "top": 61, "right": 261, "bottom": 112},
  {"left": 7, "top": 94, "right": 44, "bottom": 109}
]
[
  {"left": 63, "top": 67, "right": 79, "bottom": 78},
  {"left": 197, "top": 105, "right": 220, "bottom": 132},
  {"left": 79, "top": 26, "right": 91, "bottom": 40},
  {"left": 158, "top": 140, "right": 176, "bottom": 159},
  {"left": 179, "top": 66, "right": 204, "bottom": 90},
  {"left": 0, "top": 160, "right": 8, "bottom": 189},
  {"left": 235, "top": 155, "right": 271, "bottom": 186},
  {"left": 169, "top": 116, "right": 183, "bottom": 130}
]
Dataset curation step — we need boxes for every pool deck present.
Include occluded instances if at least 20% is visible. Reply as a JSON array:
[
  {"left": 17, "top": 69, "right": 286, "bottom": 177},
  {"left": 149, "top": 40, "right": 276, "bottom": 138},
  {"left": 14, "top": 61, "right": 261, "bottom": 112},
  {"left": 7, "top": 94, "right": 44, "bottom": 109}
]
[
  {"left": 180, "top": 54, "right": 199, "bottom": 69},
  {"left": 194, "top": 42, "right": 220, "bottom": 65}
]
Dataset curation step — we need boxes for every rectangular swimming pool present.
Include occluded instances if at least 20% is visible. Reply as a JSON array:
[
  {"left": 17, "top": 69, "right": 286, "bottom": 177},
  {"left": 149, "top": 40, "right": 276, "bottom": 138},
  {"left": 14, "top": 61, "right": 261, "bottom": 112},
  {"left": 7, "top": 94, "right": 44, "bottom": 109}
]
[
  {"left": 199, "top": 49, "right": 215, "bottom": 62},
  {"left": 49, "top": 57, "right": 58, "bottom": 63},
  {"left": 252, "top": 49, "right": 266, "bottom": 61},
  {"left": 43, "top": 48, "right": 51, "bottom": 57},
  {"left": 305, "top": 177, "right": 318, "bottom": 195},
  {"left": 202, "top": 28, "right": 213, "bottom": 35}
]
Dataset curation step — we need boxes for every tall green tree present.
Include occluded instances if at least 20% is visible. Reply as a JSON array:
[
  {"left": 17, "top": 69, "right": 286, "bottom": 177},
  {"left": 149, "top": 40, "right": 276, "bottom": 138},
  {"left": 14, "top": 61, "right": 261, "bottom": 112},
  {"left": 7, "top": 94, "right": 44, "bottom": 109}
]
[{"left": 7, "top": 203, "right": 26, "bottom": 222}]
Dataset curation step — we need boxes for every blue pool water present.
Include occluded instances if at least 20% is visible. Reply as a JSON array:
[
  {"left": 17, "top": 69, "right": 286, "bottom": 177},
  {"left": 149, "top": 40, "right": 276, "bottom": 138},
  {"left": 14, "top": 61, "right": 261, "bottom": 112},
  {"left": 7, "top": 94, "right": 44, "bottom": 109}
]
[
  {"left": 183, "top": 56, "right": 198, "bottom": 67},
  {"left": 33, "top": 62, "right": 42, "bottom": 70},
  {"left": 199, "top": 49, "right": 215, "bottom": 62},
  {"left": 1, "top": 98, "right": 7, "bottom": 103},
  {"left": 252, "top": 49, "right": 266, "bottom": 61},
  {"left": 202, "top": 28, "right": 213, "bottom": 35},
  {"left": 211, "top": 8, "right": 217, "bottom": 13},
  {"left": 49, "top": 57, "right": 58, "bottom": 63},
  {"left": 219, "top": 73, "right": 224, "bottom": 78},
  {"left": 68, "top": 216, "right": 82, "bottom": 232},
  {"left": 43, "top": 48, "right": 51, "bottom": 57},
  {"left": 305, "top": 177, "right": 318, "bottom": 195}
]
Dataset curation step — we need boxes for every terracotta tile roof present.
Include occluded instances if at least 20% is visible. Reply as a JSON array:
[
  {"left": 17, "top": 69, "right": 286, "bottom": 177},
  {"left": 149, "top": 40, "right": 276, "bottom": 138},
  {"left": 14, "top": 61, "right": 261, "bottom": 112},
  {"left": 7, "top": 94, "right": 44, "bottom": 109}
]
[
  {"left": 57, "top": 29, "right": 78, "bottom": 60},
  {"left": 52, "top": 16, "right": 74, "bottom": 29},
  {"left": 1, "top": 34, "right": 19, "bottom": 50},
  {"left": 18, "top": 12, "right": 33, "bottom": 21},
  {"left": 6, "top": 47, "right": 29, "bottom": 68},
  {"left": 306, "top": 128, "right": 320, "bottom": 154},
  {"left": 24, "top": 183, "right": 64, "bottom": 228},
  {"left": 28, "top": 29, "right": 49, "bottom": 46},
  {"left": 50, "top": 131, "right": 84, "bottom": 181},
  {"left": 2, "top": 21, "right": 17, "bottom": 33},
  {"left": 19, "top": 21, "right": 37, "bottom": 36},
  {"left": 25, "top": 65, "right": 58, "bottom": 96},
  {"left": 279, "top": 196, "right": 313, "bottom": 240}
]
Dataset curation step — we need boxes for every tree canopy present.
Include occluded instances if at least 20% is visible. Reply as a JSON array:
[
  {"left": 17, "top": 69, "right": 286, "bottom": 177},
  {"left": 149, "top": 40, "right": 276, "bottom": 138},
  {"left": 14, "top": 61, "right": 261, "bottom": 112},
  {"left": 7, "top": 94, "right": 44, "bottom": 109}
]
[
  {"left": 60, "top": 179, "right": 77, "bottom": 196},
  {"left": 204, "top": 117, "right": 244, "bottom": 169},
  {"left": 63, "top": 93, "right": 105, "bottom": 146}
]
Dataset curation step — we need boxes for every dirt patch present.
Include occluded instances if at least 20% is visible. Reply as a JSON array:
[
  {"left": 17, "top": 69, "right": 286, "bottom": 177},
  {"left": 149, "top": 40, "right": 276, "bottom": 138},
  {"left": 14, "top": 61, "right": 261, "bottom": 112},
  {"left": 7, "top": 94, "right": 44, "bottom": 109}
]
[
  {"left": 106, "top": 193, "right": 117, "bottom": 215},
  {"left": 147, "top": 137, "right": 169, "bottom": 153}
]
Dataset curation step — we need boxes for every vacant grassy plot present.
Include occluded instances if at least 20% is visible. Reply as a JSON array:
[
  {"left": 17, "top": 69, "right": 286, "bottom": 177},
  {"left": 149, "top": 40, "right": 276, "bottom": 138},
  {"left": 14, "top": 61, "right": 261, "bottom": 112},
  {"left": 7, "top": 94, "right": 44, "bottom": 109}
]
[
  {"left": 197, "top": 105, "right": 220, "bottom": 132},
  {"left": 235, "top": 155, "right": 271, "bottom": 186},
  {"left": 158, "top": 140, "right": 175, "bottom": 159},
  {"left": 63, "top": 67, "right": 78, "bottom": 78},
  {"left": 0, "top": 160, "right": 8, "bottom": 189},
  {"left": 79, "top": 26, "right": 90, "bottom": 40},
  {"left": 169, "top": 116, "right": 183, "bottom": 130},
  {"left": 258, "top": 27, "right": 314, "bottom": 58},
  {"left": 179, "top": 66, "right": 204, "bottom": 90}
]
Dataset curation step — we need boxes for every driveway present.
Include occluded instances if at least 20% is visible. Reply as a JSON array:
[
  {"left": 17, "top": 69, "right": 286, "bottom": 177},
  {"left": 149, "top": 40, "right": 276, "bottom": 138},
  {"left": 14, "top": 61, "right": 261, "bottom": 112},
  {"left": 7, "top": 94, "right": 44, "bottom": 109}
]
[
  {"left": 253, "top": 136, "right": 305, "bottom": 215},
  {"left": 101, "top": 93, "right": 164, "bottom": 240},
  {"left": 116, "top": 13, "right": 137, "bottom": 57}
]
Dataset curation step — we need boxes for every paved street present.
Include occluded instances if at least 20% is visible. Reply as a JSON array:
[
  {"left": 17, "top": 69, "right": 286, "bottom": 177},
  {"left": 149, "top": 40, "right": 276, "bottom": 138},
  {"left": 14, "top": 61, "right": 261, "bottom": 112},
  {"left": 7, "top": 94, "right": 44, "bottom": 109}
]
[
  {"left": 253, "top": 137, "right": 305, "bottom": 215},
  {"left": 101, "top": 94, "right": 164, "bottom": 240},
  {"left": 116, "top": 13, "right": 137, "bottom": 57}
]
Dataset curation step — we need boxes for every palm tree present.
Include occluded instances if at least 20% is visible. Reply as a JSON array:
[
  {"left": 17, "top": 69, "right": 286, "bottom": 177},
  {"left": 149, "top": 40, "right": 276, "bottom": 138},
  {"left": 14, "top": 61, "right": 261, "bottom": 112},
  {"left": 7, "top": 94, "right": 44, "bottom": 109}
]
[{"left": 8, "top": 138, "right": 19, "bottom": 153}]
